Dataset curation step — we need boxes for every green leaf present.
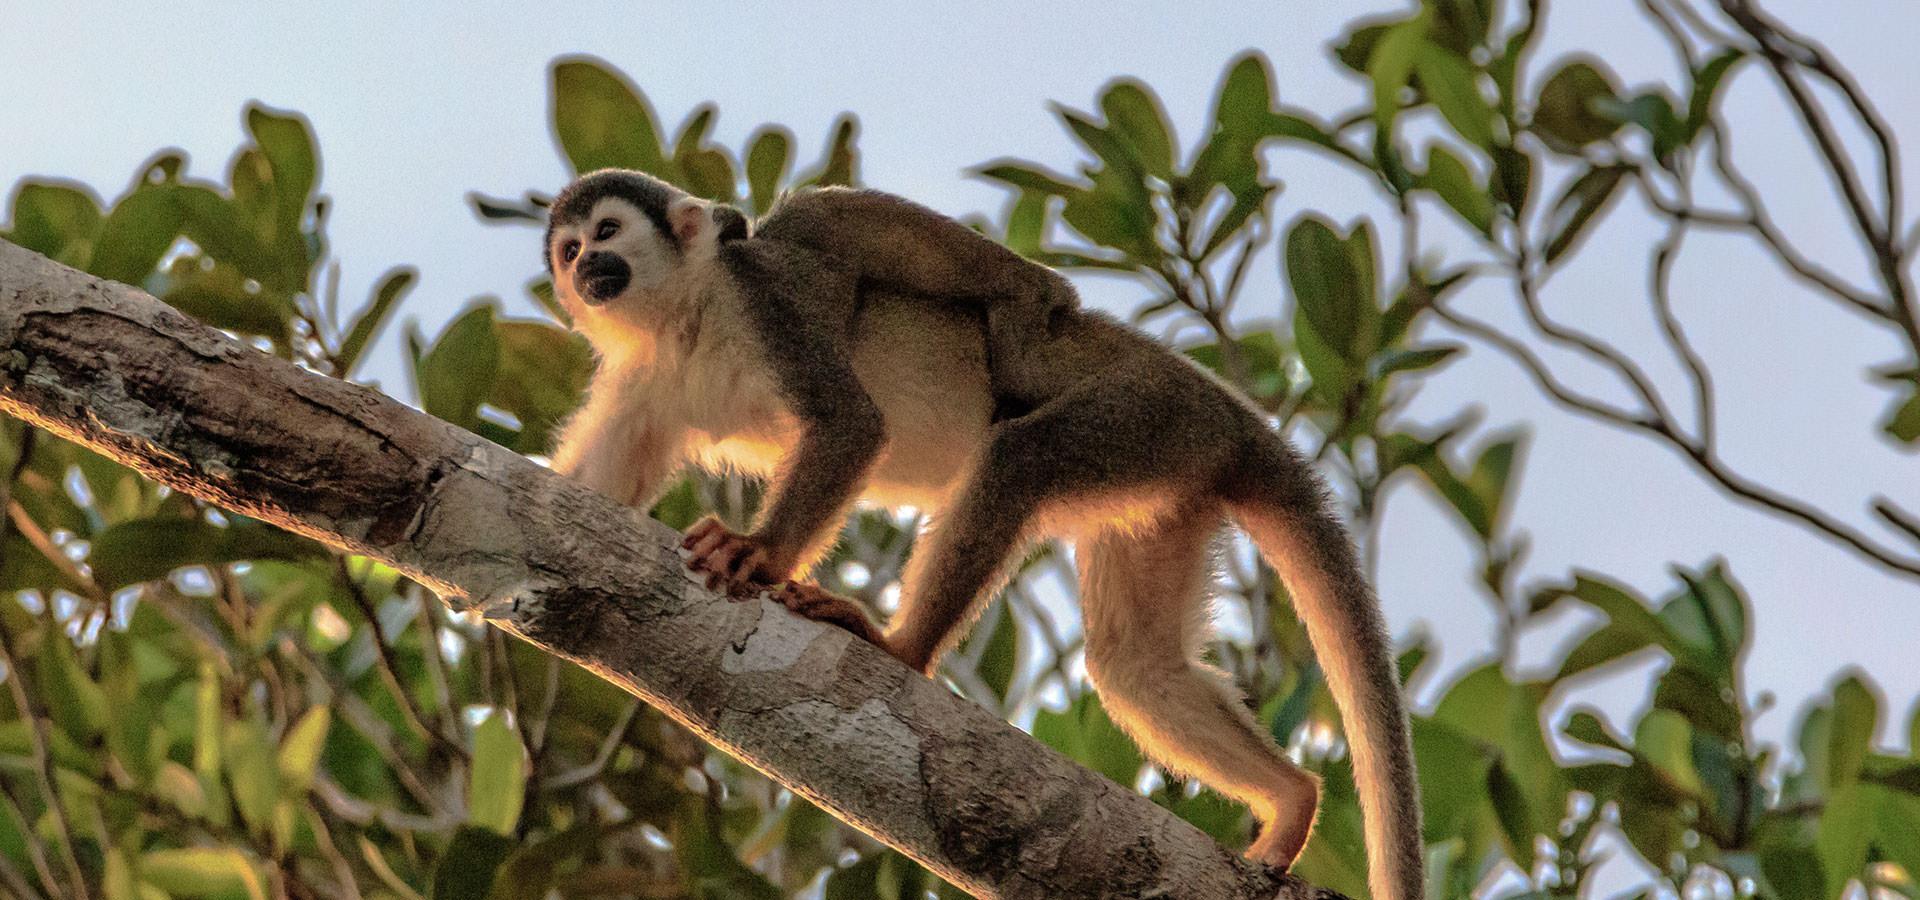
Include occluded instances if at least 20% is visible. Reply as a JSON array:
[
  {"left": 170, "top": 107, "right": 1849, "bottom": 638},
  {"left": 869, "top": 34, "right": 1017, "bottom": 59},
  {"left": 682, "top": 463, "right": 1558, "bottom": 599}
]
[
  {"left": 1685, "top": 50, "right": 1746, "bottom": 140},
  {"left": 965, "top": 598, "right": 1018, "bottom": 701},
  {"left": 89, "top": 184, "right": 184, "bottom": 286},
  {"left": 469, "top": 709, "right": 527, "bottom": 835},
  {"left": 87, "top": 517, "right": 322, "bottom": 592},
  {"left": 488, "top": 319, "right": 592, "bottom": 453},
  {"left": 1658, "top": 563, "right": 1749, "bottom": 679},
  {"left": 433, "top": 825, "right": 517, "bottom": 900},
  {"left": 975, "top": 163, "right": 1080, "bottom": 197},
  {"left": 6, "top": 181, "right": 104, "bottom": 266},
  {"left": 1531, "top": 58, "right": 1623, "bottom": 153},
  {"left": 1369, "top": 17, "right": 1429, "bottom": 134},
  {"left": 141, "top": 847, "right": 268, "bottom": 899},
  {"left": 1372, "top": 343, "right": 1462, "bottom": 380},
  {"left": 1829, "top": 673, "right": 1879, "bottom": 791},
  {"left": 1817, "top": 782, "right": 1871, "bottom": 897},
  {"left": 338, "top": 267, "right": 415, "bottom": 377},
  {"left": 1286, "top": 216, "right": 1380, "bottom": 366},
  {"left": 1060, "top": 163, "right": 1157, "bottom": 260},
  {"left": 1422, "top": 145, "right": 1493, "bottom": 235},
  {"left": 1564, "top": 709, "right": 1629, "bottom": 753},
  {"left": 1002, "top": 189, "right": 1048, "bottom": 256},
  {"left": 745, "top": 128, "right": 793, "bottom": 215},
  {"left": 1411, "top": 716, "right": 1496, "bottom": 842},
  {"left": 1882, "top": 388, "right": 1920, "bottom": 443},
  {"left": 1032, "top": 693, "right": 1144, "bottom": 788},
  {"left": 1634, "top": 709, "right": 1702, "bottom": 796},
  {"left": 417, "top": 303, "right": 502, "bottom": 430},
  {"left": 277, "top": 706, "right": 330, "bottom": 794},
  {"left": 245, "top": 104, "right": 318, "bottom": 239},
  {"left": 160, "top": 252, "right": 295, "bottom": 345},
  {"left": 1542, "top": 165, "right": 1628, "bottom": 264},
  {"left": 224, "top": 719, "right": 281, "bottom": 833},
  {"left": 1414, "top": 43, "right": 1495, "bottom": 148},
  {"left": 1758, "top": 846, "right": 1825, "bottom": 900},
  {"left": 1539, "top": 574, "right": 1684, "bottom": 675},
  {"left": 1596, "top": 92, "right": 1686, "bottom": 164},
  {"left": 1427, "top": 0, "right": 1493, "bottom": 52},
  {"left": 37, "top": 632, "right": 109, "bottom": 742},
  {"left": 551, "top": 59, "right": 669, "bottom": 175},
  {"left": 1335, "top": 20, "right": 1398, "bottom": 74},
  {"left": 671, "top": 106, "right": 737, "bottom": 201},
  {"left": 800, "top": 117, "right": 860, "bottom": 187},
  {"left": 1100, "top": 80, "right": 1176, "bottom": 180},
  {"left": 1213, "top": 52, "right": 1276, "bottom": 132}
]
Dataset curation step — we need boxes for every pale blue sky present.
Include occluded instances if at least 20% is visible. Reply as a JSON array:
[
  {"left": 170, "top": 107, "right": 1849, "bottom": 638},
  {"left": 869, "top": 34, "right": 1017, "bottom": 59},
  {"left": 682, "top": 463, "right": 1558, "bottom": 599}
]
[{"left": 3, "top": 0, "right": 1916, "bottom": 781}]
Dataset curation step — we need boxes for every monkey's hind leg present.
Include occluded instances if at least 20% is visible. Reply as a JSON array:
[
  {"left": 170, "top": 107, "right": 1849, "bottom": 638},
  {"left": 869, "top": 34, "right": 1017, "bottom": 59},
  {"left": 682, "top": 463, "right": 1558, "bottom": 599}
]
[{"left": 1077, "top": 503, "right": 1321, "bottom": 871}]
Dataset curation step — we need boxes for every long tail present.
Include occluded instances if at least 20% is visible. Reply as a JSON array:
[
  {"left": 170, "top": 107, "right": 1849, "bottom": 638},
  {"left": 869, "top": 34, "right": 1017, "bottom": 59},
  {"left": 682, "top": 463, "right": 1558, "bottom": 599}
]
[{"left": 1230, "top": 444, "right": 1424, "bottom": 900}]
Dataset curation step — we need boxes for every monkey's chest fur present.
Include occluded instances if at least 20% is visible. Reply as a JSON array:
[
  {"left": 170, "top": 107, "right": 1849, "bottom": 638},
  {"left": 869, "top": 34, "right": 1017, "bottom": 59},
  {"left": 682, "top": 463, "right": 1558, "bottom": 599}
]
[{"left": 671, "top": 290, "right": 996, "bottom": 510}]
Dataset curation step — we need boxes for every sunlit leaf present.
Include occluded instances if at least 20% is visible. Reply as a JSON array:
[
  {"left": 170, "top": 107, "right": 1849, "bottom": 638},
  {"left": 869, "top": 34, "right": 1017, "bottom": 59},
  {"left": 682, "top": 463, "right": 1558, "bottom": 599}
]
[
  {"left": 469, "top": 709, "right": 527, "bottom": 835},
  {"left": 141, "top": 847, "right": 268, "bottom": 900},
  {"left": 745, "top": 128, "right": 794, "bottom": 215},
  {"left": 551, "top": 59, "right": 669, "bottom": 175}
]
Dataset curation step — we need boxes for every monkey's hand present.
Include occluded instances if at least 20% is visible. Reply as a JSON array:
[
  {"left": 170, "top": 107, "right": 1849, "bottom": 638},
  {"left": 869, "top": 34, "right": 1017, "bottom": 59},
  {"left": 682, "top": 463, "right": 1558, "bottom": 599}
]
[
  {"left": 771, "top": 581, "right": 885, "bottom": 647},
  {"left": 681, "top": 516, "right": 786, "bottom": 596}
]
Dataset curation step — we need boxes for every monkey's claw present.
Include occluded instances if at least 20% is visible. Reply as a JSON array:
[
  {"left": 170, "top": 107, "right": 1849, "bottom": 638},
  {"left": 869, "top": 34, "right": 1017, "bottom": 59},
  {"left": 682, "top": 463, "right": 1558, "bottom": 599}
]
[
  {"left": 680, "top": 517, "right": 776, "bottom": 596},
  {"left": 772, "top": 582, "right": 884, "bottom": 647}
]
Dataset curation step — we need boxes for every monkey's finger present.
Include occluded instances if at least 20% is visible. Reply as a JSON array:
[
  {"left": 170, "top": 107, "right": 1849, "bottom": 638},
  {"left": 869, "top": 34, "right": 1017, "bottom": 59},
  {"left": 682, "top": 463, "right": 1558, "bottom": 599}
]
[
  {"left": 685, "top": 529, "right": 733, "bottom": 567},
  {"left": 681, "top": 517, "right": 724, "bottom": 550},
  {"left": 725, "top": 548, "right": 769, "bottom": 584}
]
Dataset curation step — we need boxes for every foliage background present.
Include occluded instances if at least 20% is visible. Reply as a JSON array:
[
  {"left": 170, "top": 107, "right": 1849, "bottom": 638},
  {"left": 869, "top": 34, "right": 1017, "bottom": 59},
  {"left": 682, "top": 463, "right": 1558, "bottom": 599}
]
[{"left": 1, "top": 1, "right": 1918, "bottom": 898}]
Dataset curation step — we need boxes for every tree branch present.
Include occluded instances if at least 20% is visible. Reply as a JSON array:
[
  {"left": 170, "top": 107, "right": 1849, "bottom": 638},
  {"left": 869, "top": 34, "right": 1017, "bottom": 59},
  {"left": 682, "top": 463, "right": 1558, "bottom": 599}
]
[{"left": 0, "top": 241, "right": 1339, "bottom": 900}]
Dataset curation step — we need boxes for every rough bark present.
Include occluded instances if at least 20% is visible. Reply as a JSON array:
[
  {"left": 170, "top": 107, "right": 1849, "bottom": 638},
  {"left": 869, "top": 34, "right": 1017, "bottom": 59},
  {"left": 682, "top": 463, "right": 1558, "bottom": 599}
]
[{"left": 0, "top": 240, "right": 1343, "bottom": 900}]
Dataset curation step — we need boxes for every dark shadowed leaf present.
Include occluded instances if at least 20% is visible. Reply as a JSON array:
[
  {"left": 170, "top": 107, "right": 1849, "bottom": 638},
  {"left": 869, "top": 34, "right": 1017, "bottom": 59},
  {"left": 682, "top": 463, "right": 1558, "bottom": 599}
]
[
  {"left": 87, "top": 517, "right": 322, "bottom": 592},
  {"left": 1542, "top": 165, "right": 1628, "bottom": 264},
  {"left": 1531, "top": 58, "right": 1623, "bottom": 153},
  {"left": 338, "top": 266, "right": 415, "bottom": 377},
  {"left": 89, "top": 183, "right": 183, "bottom": 286},
  {"left": 434, "top": 826, "right": 516, "bottom": 900},
  {"left": 418, "top": 303, "right": 502, "bottom": 430}
]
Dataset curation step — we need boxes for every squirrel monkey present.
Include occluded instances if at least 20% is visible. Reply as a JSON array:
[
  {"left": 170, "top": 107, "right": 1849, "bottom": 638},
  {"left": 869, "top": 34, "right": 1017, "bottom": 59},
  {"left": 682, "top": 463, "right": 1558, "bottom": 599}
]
[{"left": 543, "top": 169, "right": 1424, "bottom": 900}]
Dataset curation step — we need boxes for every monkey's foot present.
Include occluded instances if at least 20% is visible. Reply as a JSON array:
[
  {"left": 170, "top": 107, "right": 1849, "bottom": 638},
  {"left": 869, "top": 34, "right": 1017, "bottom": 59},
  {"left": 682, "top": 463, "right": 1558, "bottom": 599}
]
[
  {"left": 681, "top": 516, "right": 777, "bottom": 596},
  {"left": 772, "top": 582, "right": 884, "bottom": 647},
  {"left": 1244, "top": 816, "right": 1310, "bottom": 872}
]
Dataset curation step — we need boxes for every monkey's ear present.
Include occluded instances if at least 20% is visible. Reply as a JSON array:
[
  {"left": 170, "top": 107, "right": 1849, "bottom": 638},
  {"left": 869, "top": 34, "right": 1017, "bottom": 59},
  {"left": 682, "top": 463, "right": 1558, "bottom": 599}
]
[
  {"left": 669, "top": 198, "right": 711, "bottom": 245},
  {"left": 713, "top": 206, "right": 749, "bottom": 243}
]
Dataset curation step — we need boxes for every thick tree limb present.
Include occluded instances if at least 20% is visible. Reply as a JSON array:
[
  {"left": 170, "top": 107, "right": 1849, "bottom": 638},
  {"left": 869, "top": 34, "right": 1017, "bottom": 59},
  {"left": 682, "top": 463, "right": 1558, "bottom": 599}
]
[{"left": 0, "top": 241, "right": 1339, "bottom": 900}]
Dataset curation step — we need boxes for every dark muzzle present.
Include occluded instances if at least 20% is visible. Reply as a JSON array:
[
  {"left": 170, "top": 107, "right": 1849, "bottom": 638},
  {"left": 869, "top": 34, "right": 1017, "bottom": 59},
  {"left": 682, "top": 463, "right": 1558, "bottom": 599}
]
[{"left": 577, "top": 251, "right": 631, "bottom": 305}]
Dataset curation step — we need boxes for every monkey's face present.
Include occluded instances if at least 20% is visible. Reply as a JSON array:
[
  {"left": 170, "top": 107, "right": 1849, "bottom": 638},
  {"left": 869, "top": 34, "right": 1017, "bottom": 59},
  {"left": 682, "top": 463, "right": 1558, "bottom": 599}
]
[
  {"left": 548, "top": 196, "right": 681, "bottom": 312},
  {"left": 545, "top": 170, "right": 739, "bottom": 349}
]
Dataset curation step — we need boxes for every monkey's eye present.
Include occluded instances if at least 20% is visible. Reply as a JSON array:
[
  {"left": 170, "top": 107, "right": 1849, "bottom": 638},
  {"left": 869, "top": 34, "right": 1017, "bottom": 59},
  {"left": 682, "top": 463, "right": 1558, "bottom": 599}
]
[
  {"left": 561, "top": 240, "right": 581, "bottom": 264},
  {"left": 595, "top": 219, "right": 619, "bottom": 241}
]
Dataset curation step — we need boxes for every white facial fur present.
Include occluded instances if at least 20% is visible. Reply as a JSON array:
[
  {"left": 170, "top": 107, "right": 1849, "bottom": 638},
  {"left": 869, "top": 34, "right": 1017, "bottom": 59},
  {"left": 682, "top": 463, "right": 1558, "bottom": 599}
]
[{"left": 549, "top": 193, "right": 722, "bottom": 359}]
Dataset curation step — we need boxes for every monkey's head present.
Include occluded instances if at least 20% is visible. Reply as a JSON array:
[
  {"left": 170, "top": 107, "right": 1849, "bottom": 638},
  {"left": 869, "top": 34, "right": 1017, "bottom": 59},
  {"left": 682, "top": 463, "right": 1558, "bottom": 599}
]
[{"left": 545, "top": 169, "right": 748, "bottom": 344}]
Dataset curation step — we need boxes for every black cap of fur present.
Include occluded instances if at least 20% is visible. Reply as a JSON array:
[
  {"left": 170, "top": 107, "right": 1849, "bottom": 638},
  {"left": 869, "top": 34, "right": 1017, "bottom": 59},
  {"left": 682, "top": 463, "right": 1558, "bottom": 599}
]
[
  {"left": 544, "top": 169, "right": 748, "bottom": 273},
  {"left": 544, "top": 170, "right": 680, "bottom": 273}
]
